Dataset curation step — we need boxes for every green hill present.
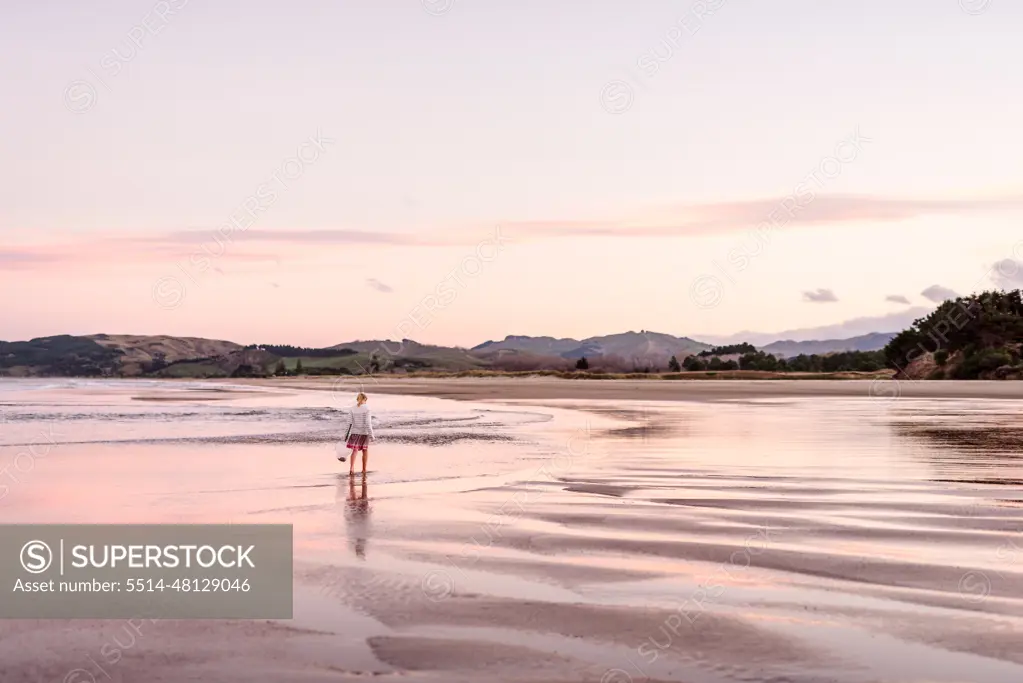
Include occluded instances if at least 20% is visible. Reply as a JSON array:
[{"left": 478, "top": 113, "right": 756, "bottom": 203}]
[
  {"left": 472, "top": 330, "right": 711, "bottom": 362},
  {"left": 328, "top": 339, "right": 491, "bottom": 373},
  {"left": 884, "top": 289, "right": 1023, "bottom": 379},
  {"left": 0, "top": 335, "right": 121, "bottom": 376},
  {"left": 5, "top": 302, "right": 1022, "bottom": 380}
]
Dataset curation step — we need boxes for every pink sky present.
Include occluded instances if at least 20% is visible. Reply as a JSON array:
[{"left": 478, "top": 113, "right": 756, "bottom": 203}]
[{"left": 3, "top": 1, "right": 1022, "bottom": 346}]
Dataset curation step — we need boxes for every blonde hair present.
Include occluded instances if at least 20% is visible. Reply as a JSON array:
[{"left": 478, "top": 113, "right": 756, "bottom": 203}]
[{"left": 356, "top": 392, "right": 368, "bottom": 404}]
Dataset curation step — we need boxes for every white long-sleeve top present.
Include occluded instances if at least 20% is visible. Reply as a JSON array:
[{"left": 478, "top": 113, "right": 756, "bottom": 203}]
[{"left": 341, "top": 404, "right": 375, "bottom": 439}]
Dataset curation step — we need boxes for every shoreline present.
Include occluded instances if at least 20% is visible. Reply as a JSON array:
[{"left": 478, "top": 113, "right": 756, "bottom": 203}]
[
  {"left": 234, "top": 376, "right": 1023, "bottom": 402},
  {"left": 6, "top": 373, "right": 1022, "bottom": 403}
]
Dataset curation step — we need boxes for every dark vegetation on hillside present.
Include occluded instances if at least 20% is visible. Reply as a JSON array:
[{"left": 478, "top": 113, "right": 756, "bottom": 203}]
[
  {"left": 883, "top": 289, "right": 1023, "bottom": 379},
  {"left": 698, "top": 343, "right": 757, "bottom": 357},
  {"left": 4, "top": 292, "right": 1021, "bottom": 379},
  {"left": 0, "top": 339, "right": 899, "bottom": 378},
  {"left": 0, "top": 336, "right": 121, "bottom": 376},
  {"left": 680, "top": 349, "right": 884, "bottom": 372},
  {"left": 243, "top": 344, "right": 358, "bottom": 358}
]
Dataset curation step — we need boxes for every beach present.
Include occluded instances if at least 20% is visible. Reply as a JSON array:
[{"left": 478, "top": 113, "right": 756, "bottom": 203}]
[
  {"left": 258, "top": 375, "right": 1023, "bottom": 402},
  {"left": 1, "top": 377, "right": 1021, "bottom": 682}
]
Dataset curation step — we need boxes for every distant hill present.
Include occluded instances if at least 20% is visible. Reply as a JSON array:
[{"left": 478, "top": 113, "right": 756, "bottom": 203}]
[
  {"left": 759, "top": 332, "right": 896, "bottom": 358},
  {"left": 0, "top": 323, "right": 967, "bottom": 378},
  {"left": 472, "top": 335, "right": 588, "bottom": 357},
  {"left": 329, "top": 339, "right": 490, "bottom": 373},
  {"left": 697, "top": 308, "right": 931, "bottom": 347},
  {"left": 0, "top": 334, "right": 264, "bottom": 378},
  {"left": 88, "top": 334, "right": 241, "bottom": 375},
  {"left": 473, "top": 331, "right": 710, "bottom": 363},
  {"left": 0, "top": 335, "right": 122, "bottom": 376}
]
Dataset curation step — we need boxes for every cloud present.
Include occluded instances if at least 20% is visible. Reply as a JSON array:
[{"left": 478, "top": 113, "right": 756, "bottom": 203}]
[
  {"left": 990, "top": 258, "right": 1023, "bottom": 289},
  {"left": 0, "top": 227, "right": 476, "bottom": 272},
  {"left": 366, "top": 278, "right": 394, "bottom": 293},
  {"left": 920, "top": 285, "right": 959, "bottom": 303},
  {"left": 160, "top": 229, "right": 449, "bottom": 247},
  {"left": 0, "top": 251, "right": 62, "bottom": 269},
  {"left": 802, "top": 288, "right": 838, "bottom": 303},
  {"left": 697, "top": 307, "right": 934, "bottom": 346},
  {"left": 885, "top": 294, "right": 911, "bottom": 305},
  {"left": 7, "top": 192, "right": 1023, "bottom": 272},
  {"left": 507, "top": 193, "right": 1023, "bottom": 239},
  {"left": 0, "top": 240, "right": 285, "bottom": 272}
]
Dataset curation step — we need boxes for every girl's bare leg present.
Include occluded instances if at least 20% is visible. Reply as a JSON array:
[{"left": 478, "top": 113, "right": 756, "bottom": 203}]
[
  {"left": 349, "top": 448, "right": 358, "bottom": 476},
  {"left": 361, "top": 448, "right": 369, "bottom": 476}
]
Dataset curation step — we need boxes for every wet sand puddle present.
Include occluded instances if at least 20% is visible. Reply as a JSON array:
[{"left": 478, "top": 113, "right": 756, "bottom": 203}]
[
  {"left": 2, "top": 380, "right": 1023, "bottom": 682},
  {"left": 320, "top": 397, "right": 1023, "bottom": 683}
]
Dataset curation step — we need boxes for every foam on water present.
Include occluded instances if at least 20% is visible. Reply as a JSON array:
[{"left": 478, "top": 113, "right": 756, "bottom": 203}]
[{"left": 0, "top": 378, "right": 557, "bottom": 488}]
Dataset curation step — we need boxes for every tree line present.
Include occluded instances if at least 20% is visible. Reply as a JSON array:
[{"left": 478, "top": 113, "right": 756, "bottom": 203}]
[
  {"left": 571, "top": 348, "right": 887, "bottom": 373},
  {"left": 244, "top": 344, "right": 357, "bottom": 358},
  {"left": 883, "top": 289, "right": 1023, "bottom": 379}
]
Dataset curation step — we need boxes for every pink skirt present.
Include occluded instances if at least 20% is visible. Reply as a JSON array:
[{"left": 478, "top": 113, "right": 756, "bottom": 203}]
[{"left": 346, "top": 433, "right": 370, "bottom": 449}]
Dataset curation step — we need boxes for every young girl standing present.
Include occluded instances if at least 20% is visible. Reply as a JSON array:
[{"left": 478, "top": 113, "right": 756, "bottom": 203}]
[{"left": 339, "top": 392, "right": 374, "bottom": 476}]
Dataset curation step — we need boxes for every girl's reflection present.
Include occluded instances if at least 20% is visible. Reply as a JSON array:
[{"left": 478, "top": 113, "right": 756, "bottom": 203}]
[{"left": 339, "top": 475, "right": 370, "bottom": 559}]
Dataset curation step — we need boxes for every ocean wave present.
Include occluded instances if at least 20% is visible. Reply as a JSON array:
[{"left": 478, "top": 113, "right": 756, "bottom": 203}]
[{"left": 0, "top": 405, "right": 544, "bottom": 448}]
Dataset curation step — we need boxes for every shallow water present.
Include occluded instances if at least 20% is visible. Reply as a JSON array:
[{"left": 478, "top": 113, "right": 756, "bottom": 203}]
[
  {"left": 0, "top": 378, "right": 548, "bottom": 494},
  {"left": 1, "top": 379, "right": 1022, "bottom": 682}
]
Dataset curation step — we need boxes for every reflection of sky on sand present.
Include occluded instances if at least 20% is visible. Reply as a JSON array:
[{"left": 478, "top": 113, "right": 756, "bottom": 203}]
[
  {"left": 3, "top": 380, "right": 1023, "bottom": 681},
  {"left": 382, "top": 396, "right": 1023, "bottom": 681}
]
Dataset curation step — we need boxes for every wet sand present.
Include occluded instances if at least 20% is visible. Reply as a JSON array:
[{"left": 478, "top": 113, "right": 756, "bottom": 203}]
[
  {"left": 252, "top": 376, "right": 1023, "bottom": 402},
  {"left": 1, "top": 379, "right": 1022, "bottom": 682}
]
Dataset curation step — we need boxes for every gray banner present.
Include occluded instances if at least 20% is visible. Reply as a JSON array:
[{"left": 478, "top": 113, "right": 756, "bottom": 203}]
[{"left": 0, "top": 524, "right": 292, "bottom": 618}]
